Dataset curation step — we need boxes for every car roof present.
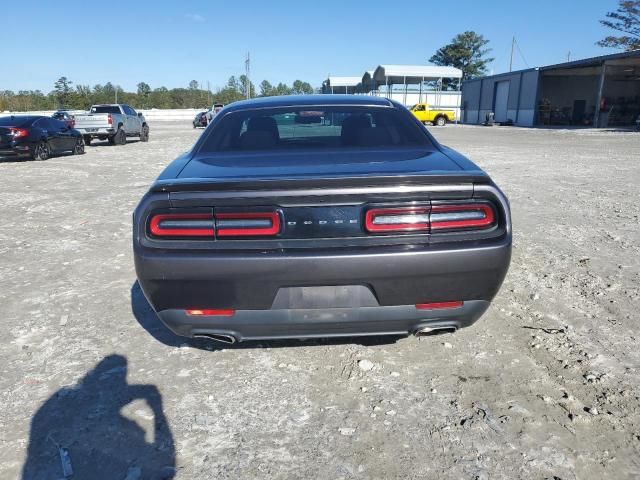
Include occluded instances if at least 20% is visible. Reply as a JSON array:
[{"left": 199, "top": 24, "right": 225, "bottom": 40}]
[
  {"left": 0, "top": 115, "right": 53, "bottom": 127},
  {"left": 224, "top": 94, "right": 394, "bottom": 112}
]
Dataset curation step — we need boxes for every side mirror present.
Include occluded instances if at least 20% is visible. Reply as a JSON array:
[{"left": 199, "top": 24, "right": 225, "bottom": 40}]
[{"left": 137, "top": 112, "right": 142, "bottom": 117}]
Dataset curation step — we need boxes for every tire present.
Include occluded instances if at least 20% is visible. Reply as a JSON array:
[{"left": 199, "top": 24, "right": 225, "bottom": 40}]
[
  {"left": 140, "top": 125, "right": 149, "bottom": 142},
  {"left": 83, "top": 135, "right": 92, "bottom": 146},
  {"left": 30, "top": 141, "right": 50, "bottom": 161},
  {"left": 110, "top": 127, "right": 126, "bottom": 146},
  {"left": 435, "top": 116, "right": 447, "bottom": 127},
  {"left": 73, "top": 137, "right": 85, "bottom": 155}
]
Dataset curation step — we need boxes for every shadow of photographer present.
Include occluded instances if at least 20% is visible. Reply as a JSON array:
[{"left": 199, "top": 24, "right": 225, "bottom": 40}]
[{"left": 22, "top": 354, "right": 175, "bottom": 480}]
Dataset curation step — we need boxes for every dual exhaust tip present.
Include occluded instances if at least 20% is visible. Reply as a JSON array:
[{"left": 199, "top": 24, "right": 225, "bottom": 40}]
[
  {"left": 193, "top": 325, "right": 457, "bottom": 345},
  {"left": 413, "top": 325, "right": 457, "bottom": 337},
  {"left": 193, "top": 333, "right": 236, "bottom": 344}
]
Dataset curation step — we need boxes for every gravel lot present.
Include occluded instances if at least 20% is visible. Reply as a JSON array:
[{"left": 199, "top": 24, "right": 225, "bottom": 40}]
[{"left": 1, "top": 123, "right": 639, "bottom": 479}]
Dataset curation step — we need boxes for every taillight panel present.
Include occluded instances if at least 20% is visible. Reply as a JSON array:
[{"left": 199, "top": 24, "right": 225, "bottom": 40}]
[
  {"left": 365, "top": 206, "right": 430, "bottom": 233},
  {"left": 147, "top": 209, "right": 281, "bottom": 239},
  {"left": 149, "top": 212, "right": 214, "bottom": 237},
  {"left": 216, "top": 211, "right": 281, "bottom": 237},
  {"left": 430, "top": 203, "right": 495, "bottom": 231},
  {"left": 10, "top": 128, "right": 29, "bottom": 139},
  {"left": 365, "top": 202, "right": 497, "bottom": 235}
]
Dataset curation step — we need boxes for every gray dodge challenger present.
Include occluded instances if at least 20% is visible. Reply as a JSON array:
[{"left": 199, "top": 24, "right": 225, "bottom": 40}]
[{"left": 133, "top": 95, "right": 511, "bottom": 344}]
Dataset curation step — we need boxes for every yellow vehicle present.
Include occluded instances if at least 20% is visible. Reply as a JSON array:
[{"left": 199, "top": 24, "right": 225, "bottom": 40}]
[{"left": 408, "top": 103, "right": 456, "bottom": 126}]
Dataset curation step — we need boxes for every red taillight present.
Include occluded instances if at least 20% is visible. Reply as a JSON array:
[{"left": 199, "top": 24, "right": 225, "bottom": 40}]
[
  {"left": 216, "top": 211, "right": 281, "bottom": 237},
  {"left": 107, "top": 113, "right": 112, "bottom": 125},
  {"left": 430, "top": 204, "right": 494, "bottom": 231},
  {"left": 9, "top": 128, "right": 29, "bottom": 139},
  {"left": 365, "top": 206, "right": 430, "bottom": 233},
  {"left": 416, "top": 301, "right": 464, "bottom": 310},
  {"left": 186, "top": 309, "right": 235, "bottom": 316},
  {"left": 149, "top": 213, "right": 214, "bottom": 237},
  {"left": 365, "top": 203, "right": 495, "bottom": 234},
  {"left": 148, "top": 210, "right": 281, "bottom": 238}
]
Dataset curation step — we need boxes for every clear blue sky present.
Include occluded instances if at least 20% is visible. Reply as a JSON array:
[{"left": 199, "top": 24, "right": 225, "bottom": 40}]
[{"left": 0, "top": 0, "right": 621, "bottom": 93}]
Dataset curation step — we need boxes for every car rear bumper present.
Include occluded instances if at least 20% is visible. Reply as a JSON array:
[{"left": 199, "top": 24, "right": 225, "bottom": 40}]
[
  {"left": 0, "top": 144, "right": 30, "bottom": 156},
  {"left": 135, "top": 239, "right": 511, "bottom": 340},
  {"left": 157, "top": 300, "right": 490, "bottom": 341}
]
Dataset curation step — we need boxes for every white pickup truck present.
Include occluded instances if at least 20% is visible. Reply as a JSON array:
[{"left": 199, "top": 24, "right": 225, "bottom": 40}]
[{"left": 74, "top": 104, "right": 149, "bottom": 145}]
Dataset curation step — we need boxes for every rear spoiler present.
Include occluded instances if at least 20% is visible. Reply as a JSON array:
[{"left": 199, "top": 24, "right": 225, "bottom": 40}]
[{"left": 152, "top": 172, "right": 491, "bottom": 194}]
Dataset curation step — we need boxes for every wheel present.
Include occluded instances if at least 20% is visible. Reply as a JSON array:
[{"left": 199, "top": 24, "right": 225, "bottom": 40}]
[
  {"left": 110, "top": 127, "right": 126, "bottom": 145},
  {"left": 435, "top": 116, "right": 447, "bottom": 127},
  {"left": 140, "top": 125, "right": 149, "bottom": 142},
  {"left": 83, "top": 135, "right": 92, "bottom": 146},
  {"left": 30, "top": 141, "right": 50, "bottom": 161},
  {"left": 73, "top": 136, "right": 85, "bottom": 155}
]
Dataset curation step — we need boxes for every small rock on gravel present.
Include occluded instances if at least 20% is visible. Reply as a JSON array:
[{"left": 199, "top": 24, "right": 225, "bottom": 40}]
[{"left": 358, "top": 359, "right": 374, "bottom": 371}]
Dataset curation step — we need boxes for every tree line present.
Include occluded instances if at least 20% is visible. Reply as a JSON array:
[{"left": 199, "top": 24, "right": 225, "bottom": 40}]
[
  {"left": 0, "top": 76, "right": 315, "bottom": 112},
  {"left": 2, "top": 1, "right": 635, "bottom": 112}
]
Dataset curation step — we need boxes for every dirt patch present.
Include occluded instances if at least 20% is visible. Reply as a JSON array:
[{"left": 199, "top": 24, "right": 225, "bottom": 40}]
[{"left": 1, "top": 123, "right": 639, "bottom": 479}]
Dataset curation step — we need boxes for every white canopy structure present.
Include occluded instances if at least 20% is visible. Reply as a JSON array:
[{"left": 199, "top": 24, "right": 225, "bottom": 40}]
[
  {"left": 323, "top": 76, "right": 362, "bottom": 94},
  {"left": 370, "top": 64, "right": 463, "bottom": 105},
  {"left": 321, "top": 65, "right": 463, "bottom": 118},
  {"left": 372, "top": 65, "right": 462, "bottom": 85}
]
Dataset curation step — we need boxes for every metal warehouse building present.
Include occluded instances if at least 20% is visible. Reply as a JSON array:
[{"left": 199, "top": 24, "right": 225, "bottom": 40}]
[{"left": 462, "top": 50, "right": 640, "bottom": 128}]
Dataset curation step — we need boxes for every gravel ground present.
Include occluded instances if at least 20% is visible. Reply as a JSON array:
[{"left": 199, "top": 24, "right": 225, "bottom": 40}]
[{"left": 1, "top": 123, "right": 639, "bottom": 480}]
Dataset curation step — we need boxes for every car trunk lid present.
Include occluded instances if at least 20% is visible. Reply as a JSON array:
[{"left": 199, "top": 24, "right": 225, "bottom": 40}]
[{"left": 176, "top": 149, "right": 465, "bottom": 181}]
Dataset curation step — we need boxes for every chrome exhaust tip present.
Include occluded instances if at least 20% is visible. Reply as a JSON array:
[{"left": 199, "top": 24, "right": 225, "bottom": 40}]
[
  {"left": 414, "top": 326, "right": 457, "bottom": 337},
  {"left": 193, "top": 333, "right": 237, "bottom": 344}
]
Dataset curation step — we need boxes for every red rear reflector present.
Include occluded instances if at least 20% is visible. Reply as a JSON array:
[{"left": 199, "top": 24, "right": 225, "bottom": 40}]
[
  {"left": 365, "top": 206, "right": 430, "bottom": 233},
  {"left": 430, "top": 204, "right": 494, "bottom": 230},
  {"left": 107, "top": 113, "right": 113, "bottom": 125},
  {"left": 416, "top": 301, "right": 464, "bottom": 310},
  {"left": 149, "top": 213, "right": 214, "bottom": 237},
  {"left": 186, "top": 309, "right": 235, "bottom": 316},
  {"left": 216, "top": 211, "right": 280, "bottom": 237}
]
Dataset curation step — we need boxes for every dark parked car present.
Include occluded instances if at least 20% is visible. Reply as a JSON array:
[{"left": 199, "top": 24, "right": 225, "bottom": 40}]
[
  {"left": 133, "top": 95, "right": 511, "bottom": 344},
  {"left": 52, "top": 110, "right": 76, "bottom": 129},
  {"left": 0, "top": 115, "right": 84, "bottom": 160},
  {"left": 193, "top": 111, "right": 208, "bottom": 128}
]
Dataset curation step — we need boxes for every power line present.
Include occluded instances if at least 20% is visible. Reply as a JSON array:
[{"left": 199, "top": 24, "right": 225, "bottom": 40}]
[{"left": 514, "top": 38, "right": 530, "bottom": 68}]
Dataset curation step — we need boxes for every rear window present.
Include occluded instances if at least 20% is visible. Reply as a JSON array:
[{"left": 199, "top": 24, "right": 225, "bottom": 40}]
[
  {"left": 90, "top": 105, "right": 121, "bottom": 114},
  {"left": 199, "top": 106, "right": 432, "bottom": 152}
]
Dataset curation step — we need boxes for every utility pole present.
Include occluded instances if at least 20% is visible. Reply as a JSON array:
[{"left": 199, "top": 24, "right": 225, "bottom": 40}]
[
  {"left": 509, "top": 36, "right": 515, "bottom": 72},
  {"left": 245, "top": 52, "right": 251, "bottom": 99},
  {"left": 207, "top": 81, "right": 211, "bottom": 105},
  {"left": 567, "top": 51, "right": 571, "bottom": 62},
  {"left": 115, "top": 87, "right": 118, "bottom": 104}
]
